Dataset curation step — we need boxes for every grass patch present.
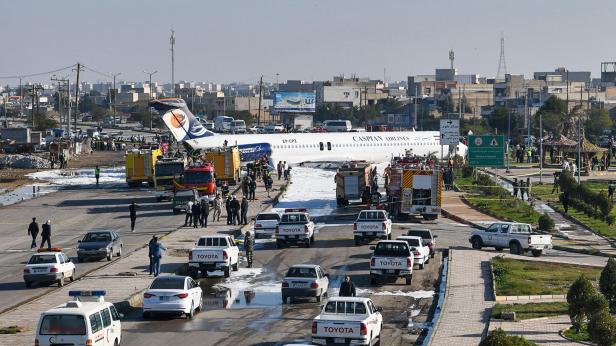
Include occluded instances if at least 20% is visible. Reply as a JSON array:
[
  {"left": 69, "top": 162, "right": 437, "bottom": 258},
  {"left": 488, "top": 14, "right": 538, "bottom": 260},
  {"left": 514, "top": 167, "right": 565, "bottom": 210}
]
[
  {"left": 563, "top": 324, "right": 590, "bottom": 342},
  {"left": 492, "top": 257, "right": 601, "bottom": 296},
  {"left": 552, "top": 202, "right": 616, "bottom": 238},
  {"left": 491, "top": 302, "right": 569, "bottom": 320},
  {"left": 0, "top": 326, "right": 22, "bottom": 334},
  {"left": 468, "top": 196, "right": 540, "bottom": 224}
]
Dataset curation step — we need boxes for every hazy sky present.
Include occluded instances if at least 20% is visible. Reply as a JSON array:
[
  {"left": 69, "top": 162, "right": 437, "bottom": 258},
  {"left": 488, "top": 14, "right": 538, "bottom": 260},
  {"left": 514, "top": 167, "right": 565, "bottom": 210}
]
[{"left": 1, "top": 0, "right": 615, "bottom": 85}]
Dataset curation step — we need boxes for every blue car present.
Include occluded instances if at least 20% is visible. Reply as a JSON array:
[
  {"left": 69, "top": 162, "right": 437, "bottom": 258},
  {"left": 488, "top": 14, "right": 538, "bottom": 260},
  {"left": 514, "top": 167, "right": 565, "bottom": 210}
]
[{"left": 77, "top": 230, "right": 123, "bottom": 262}]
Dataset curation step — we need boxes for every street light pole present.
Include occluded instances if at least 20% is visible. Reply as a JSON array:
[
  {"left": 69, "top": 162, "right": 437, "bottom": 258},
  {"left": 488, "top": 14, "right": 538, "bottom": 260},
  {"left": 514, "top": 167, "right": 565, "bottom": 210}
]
[
  {"left": 144, "top": 70, "right": 158, "bottom": 131},
  {"left": 507, "top": 108, "right": 511, "bottom": 173},
  {"left": 111, "top": 73, "right": 121, "bottom": 127},
  {"left": 539, "top": 112, "right": 543, "bottom": 184}
]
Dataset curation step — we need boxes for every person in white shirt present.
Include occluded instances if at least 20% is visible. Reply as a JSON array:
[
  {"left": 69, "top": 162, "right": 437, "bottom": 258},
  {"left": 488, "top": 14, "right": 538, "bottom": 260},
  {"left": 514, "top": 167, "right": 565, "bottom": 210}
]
[{"left": 184, "top": 200, "right": 194, "bottom": 227}]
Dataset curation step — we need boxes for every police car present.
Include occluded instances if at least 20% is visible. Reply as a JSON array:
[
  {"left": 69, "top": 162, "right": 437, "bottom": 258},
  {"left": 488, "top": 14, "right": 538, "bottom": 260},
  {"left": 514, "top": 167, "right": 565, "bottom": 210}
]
[
  {"left": 35, "top": 290, "right": 122, "bottom": 346},
  {"left": 24, "top": 248, "right": 76, "bottom": 288}
]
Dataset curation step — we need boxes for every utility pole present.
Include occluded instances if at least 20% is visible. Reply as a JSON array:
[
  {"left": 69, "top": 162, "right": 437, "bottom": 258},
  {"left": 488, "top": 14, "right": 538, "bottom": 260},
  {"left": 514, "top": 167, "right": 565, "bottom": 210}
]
[
  {"left": 144, "top": 70, "right": 158, "bottom": 130},
  {"left": 506, "top": 109, "right": 511, "bottom": 173},
  {"left": 577, "top": 116, "right": 581, "bottom": 183},
  {"left": 51, "top": 75, "right": 69, "bottom": 131},
  {"left": 414, "top": 85, "right": 418, "bottom": 129},
  {"left": 111, "top": 73, "right": 121, "bottom": 127},
  {"left": 539, "top": 110, "right": 543, "bottom": 184},
  {"left": 170, "top": 29, "right": 175, "bottom": 97},
  {"left": 73, "top": 63, "right": 84, "bottom": 133},
  {"left": 257, "top": 75, "right": 263, "bottom": 126},
  {"left": 30, "top": 84, "right": 35, "bottom": 128},
  {"left": 19, "top": 77, "right": 23, "bottom": 119}
]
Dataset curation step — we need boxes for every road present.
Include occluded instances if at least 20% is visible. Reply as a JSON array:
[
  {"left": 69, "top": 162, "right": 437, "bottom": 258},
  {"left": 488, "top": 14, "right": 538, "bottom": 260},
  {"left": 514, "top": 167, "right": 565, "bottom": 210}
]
[
  {"left": 0, "top": 185, "right": 184, "bottom": 312},
  {"left": 119, "top": 219, "right": 474, "bottom": 346}
]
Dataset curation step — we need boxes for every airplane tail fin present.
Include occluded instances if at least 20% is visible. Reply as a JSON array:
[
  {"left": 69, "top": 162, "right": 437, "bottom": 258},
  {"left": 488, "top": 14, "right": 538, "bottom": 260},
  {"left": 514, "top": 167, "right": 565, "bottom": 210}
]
[{"left": 150, "top": 98, "right": 215, "bottom": 142}]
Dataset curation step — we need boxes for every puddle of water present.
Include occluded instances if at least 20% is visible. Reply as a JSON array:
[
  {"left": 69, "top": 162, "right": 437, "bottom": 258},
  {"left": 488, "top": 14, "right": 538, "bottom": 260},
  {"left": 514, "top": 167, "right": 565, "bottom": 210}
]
[
  {"left": 0, "top": 184, "right": 60, "bottom": 206},
  {"left": 356, "top": 288, "right": 435, "bottom": 298}
]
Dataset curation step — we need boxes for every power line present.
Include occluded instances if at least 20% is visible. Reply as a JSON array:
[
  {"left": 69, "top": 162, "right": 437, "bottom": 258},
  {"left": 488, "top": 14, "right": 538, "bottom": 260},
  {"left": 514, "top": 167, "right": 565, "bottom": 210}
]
[
  {"left": 0, "top": 64, "right": 77, "bottom": 79},
  {"left": 81, "top": 64, "right": 113, "bottom": 78}
]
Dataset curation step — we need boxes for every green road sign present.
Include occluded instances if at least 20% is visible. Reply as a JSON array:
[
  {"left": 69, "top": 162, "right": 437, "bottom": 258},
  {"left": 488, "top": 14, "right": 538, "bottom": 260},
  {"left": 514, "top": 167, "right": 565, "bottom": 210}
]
[{"left": 468, "top": 135, "right": 505, "bottom": 167}]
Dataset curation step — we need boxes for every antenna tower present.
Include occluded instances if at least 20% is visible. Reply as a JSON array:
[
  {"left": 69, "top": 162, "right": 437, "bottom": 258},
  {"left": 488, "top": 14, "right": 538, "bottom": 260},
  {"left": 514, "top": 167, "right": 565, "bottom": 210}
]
[{"left": 496, "top": 32, "right": 507, "bottom": 80}]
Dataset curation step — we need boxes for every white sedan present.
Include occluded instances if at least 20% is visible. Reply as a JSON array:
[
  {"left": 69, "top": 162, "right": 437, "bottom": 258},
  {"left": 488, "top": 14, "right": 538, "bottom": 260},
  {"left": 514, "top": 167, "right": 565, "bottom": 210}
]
[
  {"left": 397, "top": 236, "right": 430, "bottom": 269},
  {"left": 142, "top": 275, "right": 203, "bottom": 319}
]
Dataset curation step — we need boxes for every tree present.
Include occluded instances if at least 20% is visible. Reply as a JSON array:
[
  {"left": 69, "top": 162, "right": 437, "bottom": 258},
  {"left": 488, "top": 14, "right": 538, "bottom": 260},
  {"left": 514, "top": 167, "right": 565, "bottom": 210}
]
[
  {"left": 600, "top": 258, "right": 616, "bottom": 313},
  {"left": 536, "top": 95, "right": 570, "bottom": 136},
  {"left": 438, "top": 93, "right": 454, "bottom": 114},
  {"left": 586, "top": 108, "right": 612, "bottom": 139},
  {"left": 538, "top": 213, "right": 555, "bottom": 232},
  {"left": 33, "top": 110, "right": 59, "bottom": 132},
  {"left": 230, "top": 110, "right": 254, "bottom": 126},
  {"left": 568, "top": 275, "right": 599, "bottom": 332}
]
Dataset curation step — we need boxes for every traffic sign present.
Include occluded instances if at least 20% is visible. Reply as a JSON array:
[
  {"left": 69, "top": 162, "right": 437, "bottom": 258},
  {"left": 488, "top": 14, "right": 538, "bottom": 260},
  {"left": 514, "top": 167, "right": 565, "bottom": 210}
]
[
  {"left": 440, "top": 119, "right": 460, "bottom": 145},
  {"left": 468, "top": 135, "right": 505, "bottom": 167}
]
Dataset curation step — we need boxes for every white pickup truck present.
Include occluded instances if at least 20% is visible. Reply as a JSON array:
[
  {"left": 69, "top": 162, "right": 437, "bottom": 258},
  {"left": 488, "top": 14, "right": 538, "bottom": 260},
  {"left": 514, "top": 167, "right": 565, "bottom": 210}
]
[
  {"left": 188, "top": 235, "right": 240, "bottom": 278},
  {"left": 311, "top": 297, "right": 383, "bottom": 346},
  {"left": 369, "top": 240, "right": 414, "bottom": 285},
  {"left": 275, "top": 209, "right": 315, "bottom": 248},
  {"left": 469, "top": 222, "right": 553, "bottom": 257},
  {"left": 353, "top": 209, "right": 392, "bottom": 246}
]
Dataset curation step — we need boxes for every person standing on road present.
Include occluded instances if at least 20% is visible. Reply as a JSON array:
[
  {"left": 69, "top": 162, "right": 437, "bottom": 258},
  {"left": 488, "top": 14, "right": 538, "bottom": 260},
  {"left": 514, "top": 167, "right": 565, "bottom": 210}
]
[
  {"left": 185, "top": 199, "right": 194, "bottom": 227},
  {"left": 283, "top": 161, "right": 289, "bottom": 180},
  {"left": 230, "top": 196, "right": 241, "bottom": 225},
  {"left": 94, "top": 165, "right": 100, "bottom": 187},
  {"left": 27, "top": 217, "right": 39, "bottom": 249},
  {"left": 241, "top": 176, "right": 249, "bottom": 198},
  {"left": 191, "top": 200, "right": 200, "bottom": 228},
  {"left": 129, "top": 201, "right": 139, "bottom": 232},
  {"left": 244, "top": 231, "right": 254, "bottom": 268},
  {"left": 212, "top": 194, "right": 222, "bottom": 222},
  {"left": 148, "top": 235, "right": 157, "bottom": 275},
  {"left": 512, "top": 178, "right": 518, "bottom": 198},
  {"left": 225, "top": 195, "right": 233, "bottom": 225},
  {"left": 149, "top": 236, "right": 166, "bottom": 277},
  {"left": 277, "top": 161, "right": 283, "bottom": 180},
  {"left": 200, "top": 200, "right": 209, "bottom": 228},
  {"left": 249, "top": 178, "right": 257, "bottom": 201},
  {"left": 240, "top": 197, "right": 249, "bottom": 225},
  {"left": 40, "top": 220, "right": 52, "bottom": 250},
  {"left": 339, "top": 275, "right": 356, "bottom": 297}
]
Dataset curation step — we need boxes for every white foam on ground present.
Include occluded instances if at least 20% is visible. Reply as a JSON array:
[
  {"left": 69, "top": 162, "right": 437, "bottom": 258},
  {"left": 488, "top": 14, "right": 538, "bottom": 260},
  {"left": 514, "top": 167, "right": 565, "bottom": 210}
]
[
  {"left": 273, "top": 166, "right": 337, "bottom": 216},
  {"left": 27, "top": 166, "right": 126, "bottom": 187},
  {"left": 356, "top": 288, "right": 435, "bottom": 299}
]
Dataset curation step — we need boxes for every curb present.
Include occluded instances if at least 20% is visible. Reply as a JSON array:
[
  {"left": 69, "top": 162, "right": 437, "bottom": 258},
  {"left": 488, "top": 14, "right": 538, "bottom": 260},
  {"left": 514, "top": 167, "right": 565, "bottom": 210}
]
[
  {"left": 426, "top": 247, "right": 452, "bottom": 346},
  {"left": 494, "top": 294, "right": 566, "bottom": 302},
  {"left": 559, "top": 328, "right": 594, "bottom": 345}
]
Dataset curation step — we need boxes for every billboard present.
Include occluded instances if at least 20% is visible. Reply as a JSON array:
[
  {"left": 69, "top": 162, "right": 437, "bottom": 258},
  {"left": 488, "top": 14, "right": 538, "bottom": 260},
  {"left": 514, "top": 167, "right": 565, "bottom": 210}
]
[{"left": 273, "top": 92, "right": 316, "bottom": 113}]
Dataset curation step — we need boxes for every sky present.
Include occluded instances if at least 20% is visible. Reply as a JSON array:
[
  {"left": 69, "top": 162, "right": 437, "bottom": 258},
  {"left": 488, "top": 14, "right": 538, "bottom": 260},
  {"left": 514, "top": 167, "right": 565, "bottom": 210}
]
[{"left": 1, "top": 0, "right": 616, "bottom": 86}]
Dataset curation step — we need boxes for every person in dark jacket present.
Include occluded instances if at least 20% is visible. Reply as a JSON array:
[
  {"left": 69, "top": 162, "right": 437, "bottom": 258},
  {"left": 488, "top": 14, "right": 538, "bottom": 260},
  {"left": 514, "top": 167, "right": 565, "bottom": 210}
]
[
  {"left": 230, "top": 196, "right": 241, "bottom": 225},
  {"left": 249, "top": 179, "right": 257, "bottom": 201},
  {"left": 240, "top": 197, "right": 249, "bottom": 225},
  {"left": 339, "top": 275, "right": 356, "bottom": 297},
  {"left": 129, "top": 201, "right": 138, "bottom": 232},
  {"left": 191, "top": 201, "right": 200, "bottom": 228},
  {"left": 148, "top": 235, "right": 157, "bottom": 275},
  {"left": 200, "top": 200, "right": 209, "bottom": 228},
  {"left": 562, "top": 190, "right": 570, "bottom": 213},
  {"left": 27, "top": 217, "right": 39, "bottom": 249},
  {"left": 225, "top": 195, "right": 233, "bottom": 225},
  {"left": 512, "top": 178, "right": 518, "bottom": 198},
  {"left": 40, "top": 220, "right": 52, "bottom": 250}
]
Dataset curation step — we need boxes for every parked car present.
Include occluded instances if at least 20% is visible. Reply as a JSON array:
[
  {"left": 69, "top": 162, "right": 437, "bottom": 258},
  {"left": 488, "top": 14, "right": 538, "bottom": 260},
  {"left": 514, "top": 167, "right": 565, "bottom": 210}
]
[
  {"left": 396, "top": 236, "right": 430, "bottom": 269},
  {"left": 406, "top": 228, "right": 437, "bottom": 258}
]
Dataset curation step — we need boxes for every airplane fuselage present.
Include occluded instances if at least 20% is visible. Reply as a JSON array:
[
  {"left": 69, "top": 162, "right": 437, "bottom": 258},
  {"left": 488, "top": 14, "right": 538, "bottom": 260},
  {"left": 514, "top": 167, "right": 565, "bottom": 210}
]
[{"left": 185, "top": 131, "right": 459, "bottom": 164}]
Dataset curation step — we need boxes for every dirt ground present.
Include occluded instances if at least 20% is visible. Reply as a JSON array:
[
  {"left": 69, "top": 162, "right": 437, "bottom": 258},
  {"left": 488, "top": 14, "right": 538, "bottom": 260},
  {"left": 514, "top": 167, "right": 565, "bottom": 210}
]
[{"left": 0, "top": 150, "right": 125, "bottom": 191}]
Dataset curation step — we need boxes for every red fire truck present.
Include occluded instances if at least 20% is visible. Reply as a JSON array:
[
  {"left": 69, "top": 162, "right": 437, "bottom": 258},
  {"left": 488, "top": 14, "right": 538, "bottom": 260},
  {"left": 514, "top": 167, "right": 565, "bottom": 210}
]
[{"left": 176, "top": 162, "right": 217, "bottom": 203}]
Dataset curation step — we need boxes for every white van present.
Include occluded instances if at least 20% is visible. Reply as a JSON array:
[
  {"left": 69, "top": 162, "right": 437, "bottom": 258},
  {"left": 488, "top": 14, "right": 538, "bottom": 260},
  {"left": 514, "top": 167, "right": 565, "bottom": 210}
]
[
  {"left": 214, "top": 116, "right": 234, "bottom": 133},
  {"left": 230, "top": 120, "right": 246, "bottom": 134},
  {"left": 323, "top": 120, "right": 352, "bottom": 132},
  {"left": 36, "top": 290, "right": 122, "bottom": 346}
]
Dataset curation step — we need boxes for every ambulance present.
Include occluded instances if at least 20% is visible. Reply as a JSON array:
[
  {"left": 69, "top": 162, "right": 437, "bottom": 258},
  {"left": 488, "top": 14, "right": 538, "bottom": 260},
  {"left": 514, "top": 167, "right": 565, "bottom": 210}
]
[{"left": 35, "top": 290, "right": 122, "bottom": 346}]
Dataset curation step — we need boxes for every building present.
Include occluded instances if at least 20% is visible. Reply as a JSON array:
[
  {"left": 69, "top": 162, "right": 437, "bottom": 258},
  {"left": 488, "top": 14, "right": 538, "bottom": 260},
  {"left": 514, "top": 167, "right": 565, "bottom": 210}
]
[
  {"left": 317, "top": 86, "right": 361, "bottom": 108},
  {"left": 534, "top": 67, "right": 591, "bottom": 84}
]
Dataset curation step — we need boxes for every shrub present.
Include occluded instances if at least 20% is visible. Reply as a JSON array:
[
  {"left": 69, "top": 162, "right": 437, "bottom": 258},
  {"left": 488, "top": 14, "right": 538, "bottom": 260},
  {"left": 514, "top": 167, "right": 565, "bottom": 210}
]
[
  {"left": 480, "top": 328, "right": 537, "bottom": 346},
  {"left": 600, "top": 258, "right": 616, "bottom": 313},
  {"left": 588, "top": 311, "right": 616, "bottom": 346},
  {"left": 538, "top": 213, "right": 555, "bottom": 232},
  {"left": 567, "top": 275, "right": 599, "bottom": 333},
  {"left": 492, "top": 260, "right": 509, "bottom": 286}
]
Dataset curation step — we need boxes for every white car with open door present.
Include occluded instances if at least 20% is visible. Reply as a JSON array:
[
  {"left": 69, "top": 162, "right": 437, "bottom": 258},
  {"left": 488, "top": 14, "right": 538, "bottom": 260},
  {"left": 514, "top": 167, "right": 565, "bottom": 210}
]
[{"left": 142, "top": 275, "right": 203, "bottom": 319}]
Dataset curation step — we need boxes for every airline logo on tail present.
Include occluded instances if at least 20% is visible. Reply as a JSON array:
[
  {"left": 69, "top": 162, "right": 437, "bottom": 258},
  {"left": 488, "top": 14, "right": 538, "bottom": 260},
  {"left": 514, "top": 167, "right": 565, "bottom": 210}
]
[{"left": 162, "top": 108, "right": 213, "bottom": 141}]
